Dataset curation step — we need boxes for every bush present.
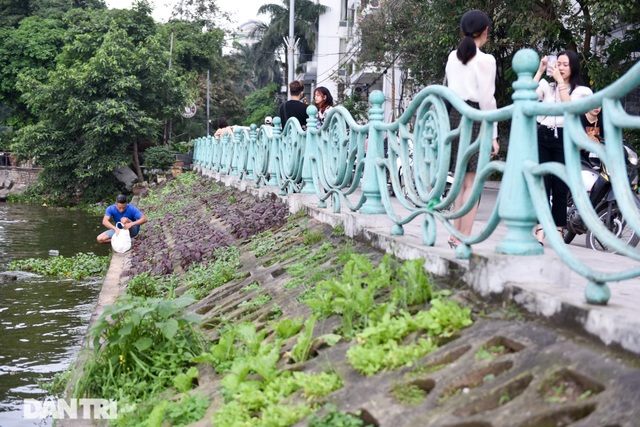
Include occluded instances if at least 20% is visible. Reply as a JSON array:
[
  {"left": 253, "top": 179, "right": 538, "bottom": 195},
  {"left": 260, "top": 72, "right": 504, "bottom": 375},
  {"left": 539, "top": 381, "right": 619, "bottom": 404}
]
[
  {"left": 143, "top": 145, "right": 175, "bottom": 171},
  {"left": 126, "top": 272, "right": 163, "bottom": 298}
]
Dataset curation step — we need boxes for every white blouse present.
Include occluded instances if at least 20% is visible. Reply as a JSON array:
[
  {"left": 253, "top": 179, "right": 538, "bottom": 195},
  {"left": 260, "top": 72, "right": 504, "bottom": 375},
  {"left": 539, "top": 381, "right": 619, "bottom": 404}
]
[
  {"left": 445, "top": 49, "right": 498, "bottom": 138},
  {"left": 536, "top": 79, "right": 593, "bottom": 129},
  {"left": 317, "top": 105, "right": 333, "bottom": 128}
]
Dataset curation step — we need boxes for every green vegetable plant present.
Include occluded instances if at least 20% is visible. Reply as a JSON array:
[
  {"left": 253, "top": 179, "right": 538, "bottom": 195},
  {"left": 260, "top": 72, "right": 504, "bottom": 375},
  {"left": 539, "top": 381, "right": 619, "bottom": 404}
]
[
  {"left": 346, "top": 299, "right": 472, "bottom": 376},
  {"left": 174, "top": 367, "right": 199, "bottom": 393},
  {"left": 74, "top": 295, "right": 204, "bottom": 403},
  {"left": 115, "top": 368, "right": 206, "bottom": 427},
  {"left": 248, "top": 230, "right": 276, "bottom": 257},
  {"left": 475, "top": 345, "right": 507, "bottom": 360},
  {"left": 273, "top": 317, "right": 305, "bottom": 340},
  {"left": 331, "top": 225, "right": 346, "bottom": 237},
  {"left": 498, "top": 390, "right": 511, "bottom": 406},
  {"left": 126, "top": 272, "right": 168, "bottom": 298},
  {"left": 238, "top": 293, "right": 272, "bottom": 310},
  {"left": 304, "top": 254, "right": 437, "bottom": 338},
  {"left": 306, "top": 404, "right": 367, "bottom": 427},
  {"left": 289, "top": 316, "right": 341, "bottom": 364},
  {"left": 184, "top": 246, "right": 241, "bottom": 299},
  {"left": 192, "top": 321, "right": 344, "bottom": 426},
  {"left": 304, "top": 254, "right": 389, "bottom": 337},
  {"left": 135, "top": 393, "right": 209, "bottom": 427},
  {"left": 390, "top": 382, "right": 428, "bottom": 405},
  {"left": 241, "top": 282, "right": 260, "bottom": 293},
  {"left": 303, "top": 229, "right": 324, "bottom": 245}
]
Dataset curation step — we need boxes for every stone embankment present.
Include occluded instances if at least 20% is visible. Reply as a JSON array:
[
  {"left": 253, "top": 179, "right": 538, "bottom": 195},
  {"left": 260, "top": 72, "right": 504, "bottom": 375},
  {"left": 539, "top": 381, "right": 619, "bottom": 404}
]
[
  {"left": 0, "top": 165, "right": 41, "bottom": 200},
  {"left": 65, "top": 175, "right": 640, "bottom": 427}
]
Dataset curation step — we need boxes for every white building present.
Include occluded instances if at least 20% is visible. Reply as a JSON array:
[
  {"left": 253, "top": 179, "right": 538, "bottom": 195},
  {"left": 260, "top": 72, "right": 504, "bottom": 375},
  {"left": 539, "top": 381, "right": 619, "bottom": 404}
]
[{"left": 297, "top": 0, "right": 405, "bottom": 121}]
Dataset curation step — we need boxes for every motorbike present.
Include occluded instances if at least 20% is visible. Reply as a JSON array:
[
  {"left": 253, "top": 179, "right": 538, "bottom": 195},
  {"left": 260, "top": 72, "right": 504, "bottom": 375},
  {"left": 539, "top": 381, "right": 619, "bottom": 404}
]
[
  {"left": 389, "top": 138, "right": 454, "bottom": 206},
  {"left": 564, "top": 143, "right": 640, "bottom": 253}
]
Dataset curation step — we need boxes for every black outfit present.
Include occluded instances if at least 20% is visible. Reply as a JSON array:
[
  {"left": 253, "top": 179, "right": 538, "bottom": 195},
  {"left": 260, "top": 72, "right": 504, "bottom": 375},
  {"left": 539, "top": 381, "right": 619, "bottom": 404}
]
[
  {"left": 579, "top": 112, "right": 604, "bottom": 164},
  {"left": 449, "top": 101, "right": 482, "bottom": 172},
  {"left": 537, "top": 125, "right": 567, "bottom": 227},
  {"left": 580, "top": 113, "right": 604, "bottom": 141},
  {"left": 279, "top": 100, "right": 308, "bottom": 129}
]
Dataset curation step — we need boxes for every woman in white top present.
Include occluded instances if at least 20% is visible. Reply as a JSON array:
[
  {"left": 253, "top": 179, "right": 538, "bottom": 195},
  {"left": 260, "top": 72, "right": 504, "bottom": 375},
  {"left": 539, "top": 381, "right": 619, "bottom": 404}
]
[
  {"left": 533, "top": 50, "right": 592, "bottom": 244},
  {"left": 445, "top": 9, "right": 499, "bottom": 248}
]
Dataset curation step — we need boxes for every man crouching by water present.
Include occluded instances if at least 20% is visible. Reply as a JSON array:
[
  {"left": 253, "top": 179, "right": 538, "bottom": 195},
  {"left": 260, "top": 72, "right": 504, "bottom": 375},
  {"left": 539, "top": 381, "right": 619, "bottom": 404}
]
[{"left": 97, "top": 194, "right": 148, "bottom": 244}]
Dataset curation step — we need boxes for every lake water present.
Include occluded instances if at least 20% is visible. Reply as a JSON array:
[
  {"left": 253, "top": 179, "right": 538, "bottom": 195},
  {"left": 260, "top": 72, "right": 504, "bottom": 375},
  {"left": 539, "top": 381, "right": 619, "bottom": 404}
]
[{"left": 0, "top": 203, "right": 110, "bottom": 427}]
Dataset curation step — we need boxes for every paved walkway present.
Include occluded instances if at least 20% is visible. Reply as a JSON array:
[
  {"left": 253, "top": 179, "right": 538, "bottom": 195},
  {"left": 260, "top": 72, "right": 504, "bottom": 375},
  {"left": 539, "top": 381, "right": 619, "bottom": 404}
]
[{"left": 204, "top": 170, "right": 640, "bottom": 356}]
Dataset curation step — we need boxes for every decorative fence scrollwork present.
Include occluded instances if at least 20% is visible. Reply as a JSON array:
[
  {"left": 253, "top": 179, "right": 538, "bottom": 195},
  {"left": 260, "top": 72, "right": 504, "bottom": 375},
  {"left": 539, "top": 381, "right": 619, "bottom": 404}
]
[{"left": 192, "top": 48, "right": 640, "bottom": 305}]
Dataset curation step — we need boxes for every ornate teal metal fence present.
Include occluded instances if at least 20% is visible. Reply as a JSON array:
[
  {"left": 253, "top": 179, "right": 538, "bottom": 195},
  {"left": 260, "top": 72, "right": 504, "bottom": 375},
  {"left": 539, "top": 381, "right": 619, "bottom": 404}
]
[{"left": 192, "top": 49, "right": 640, "bottom": 305}]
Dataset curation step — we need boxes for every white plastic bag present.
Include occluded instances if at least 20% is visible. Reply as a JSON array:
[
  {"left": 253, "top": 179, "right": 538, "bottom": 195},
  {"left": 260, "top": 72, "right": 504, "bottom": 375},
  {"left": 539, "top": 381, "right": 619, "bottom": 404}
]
[{"left": 111, "top": 222, "right": 132, "bottom": 253}]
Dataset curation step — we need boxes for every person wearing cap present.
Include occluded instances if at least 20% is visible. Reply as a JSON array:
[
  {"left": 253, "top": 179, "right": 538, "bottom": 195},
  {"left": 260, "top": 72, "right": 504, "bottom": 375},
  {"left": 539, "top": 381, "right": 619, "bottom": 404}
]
[
  {"left": 264, "top": 116, "right": 273, "bottom": 126},
  {"left": 97, "top": 194, "right": 147, "bottom": 244},
  {"left": 445, "top": 9, "right": 499, "bottom": 249}
]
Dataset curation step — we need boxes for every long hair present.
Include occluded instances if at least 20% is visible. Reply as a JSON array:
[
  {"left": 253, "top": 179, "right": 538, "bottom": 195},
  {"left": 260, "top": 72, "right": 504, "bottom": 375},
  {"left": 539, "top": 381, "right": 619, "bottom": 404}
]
[
  {"left": 456, "top": 9, "right": 491, "bottom": 65},
  {"left": 456, "top": 37, "right": 480, "bottom": 65},
  {"left": 314, "top": 86, "right": 334, "bottom": 112},
  {"left": 557, "top": 50, "right": 584, "bottom": 92}
]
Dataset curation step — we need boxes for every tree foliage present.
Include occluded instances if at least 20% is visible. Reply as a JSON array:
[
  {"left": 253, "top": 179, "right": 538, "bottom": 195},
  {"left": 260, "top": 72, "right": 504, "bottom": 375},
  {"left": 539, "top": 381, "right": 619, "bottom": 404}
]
[
  {"left": 0, "top": 0, "right": 106, "bottom": 28},
  {"left": 0, "top": 16, "right": 68, "bottom": 126},
  {"left": 251, "top": 0, "right": 328, "bottom": 82},
  {"left": 10, "top": 6, "right": 190, "bottom": 202},
  {"left": 0, "top": 0, "right": 247, "bottom": 202},
  {"left": 231, "top": 40, "right": 283, "bottom": 92},
  {"left": 241, "top": 82, "right": 279, "bottom": 126}
]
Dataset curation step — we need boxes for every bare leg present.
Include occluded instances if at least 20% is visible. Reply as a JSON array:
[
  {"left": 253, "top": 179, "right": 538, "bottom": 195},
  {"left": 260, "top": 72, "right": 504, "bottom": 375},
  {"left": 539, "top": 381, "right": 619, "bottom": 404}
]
[
  {"left": 451, "top": 172, "right": 479, "bottom": 244},
  {"left": 97, "top": 218, "right": 131, "bottom": 244}
]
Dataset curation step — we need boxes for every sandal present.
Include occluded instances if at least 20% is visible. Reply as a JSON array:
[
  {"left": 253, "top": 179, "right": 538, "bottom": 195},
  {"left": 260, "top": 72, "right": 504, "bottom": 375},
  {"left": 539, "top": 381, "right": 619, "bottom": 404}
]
[
  {"left": 448, "top": 237, "right": 460, "bottom": 249},
  {"left": 535, "top": 227, "right": 545, "bottom": 246}
]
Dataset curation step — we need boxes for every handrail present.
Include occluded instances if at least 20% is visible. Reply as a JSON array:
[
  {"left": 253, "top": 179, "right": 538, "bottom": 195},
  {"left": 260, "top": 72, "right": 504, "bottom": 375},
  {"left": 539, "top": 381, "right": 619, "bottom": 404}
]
[{"left": 192, "top": 48, "right": 640, "bottom": 305}]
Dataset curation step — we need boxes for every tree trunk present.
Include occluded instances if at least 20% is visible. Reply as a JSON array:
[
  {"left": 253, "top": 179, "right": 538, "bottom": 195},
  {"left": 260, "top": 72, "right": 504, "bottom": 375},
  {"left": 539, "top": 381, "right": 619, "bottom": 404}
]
[{"left": 132, "top": 140, "right": 144, "bottom": 182}]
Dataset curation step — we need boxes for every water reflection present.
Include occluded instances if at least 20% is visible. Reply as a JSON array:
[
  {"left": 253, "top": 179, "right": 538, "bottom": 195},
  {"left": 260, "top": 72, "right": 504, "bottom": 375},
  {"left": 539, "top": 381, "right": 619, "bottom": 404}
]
[{"left": 0, "top": 203, "right": 109, "bottom": 426}]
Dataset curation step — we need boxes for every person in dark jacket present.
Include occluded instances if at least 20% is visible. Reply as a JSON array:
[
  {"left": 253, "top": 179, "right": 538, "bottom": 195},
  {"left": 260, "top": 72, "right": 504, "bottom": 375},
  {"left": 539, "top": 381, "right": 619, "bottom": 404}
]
[{"left": 279, "top": 80, "right": 308, "bottom": 130}]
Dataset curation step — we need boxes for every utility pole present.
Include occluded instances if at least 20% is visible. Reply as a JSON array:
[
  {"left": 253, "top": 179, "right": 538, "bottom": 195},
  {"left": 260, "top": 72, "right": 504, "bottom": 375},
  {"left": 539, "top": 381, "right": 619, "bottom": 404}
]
[
  {"left": 164, "top": 31, "right": 175, "bottom": 145},
  {"left": 285, "top": 0, "right": 296, "bottom": 94},
  {"left": 206, "top": 69, "right": 210, "bottom": 136},
  {"left": 391, "top": 59, "right": 395, "bottom": 121}
]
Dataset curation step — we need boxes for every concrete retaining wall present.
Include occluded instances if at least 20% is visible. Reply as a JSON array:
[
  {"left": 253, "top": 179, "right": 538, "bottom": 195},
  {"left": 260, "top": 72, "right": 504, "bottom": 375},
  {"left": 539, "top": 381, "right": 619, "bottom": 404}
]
[{"left": 0, "top": 166, "right": 41, "bottom": 197}]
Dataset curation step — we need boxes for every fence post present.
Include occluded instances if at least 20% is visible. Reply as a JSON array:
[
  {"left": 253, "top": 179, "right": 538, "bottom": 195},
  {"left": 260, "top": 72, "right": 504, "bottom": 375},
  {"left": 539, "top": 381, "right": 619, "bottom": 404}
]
[
  {"left": 268, "top": 120, "right": 279, "bottom": 186},
  {"left": 360, "top": 90, "right": 386, "bottom": 214},
  {"left": 301, "top": 105, "right": 317, "bottom": 194},
  {"left": 246, "top": 124, "right": 256, "bottom": 180},
  {"left": 209, "top": 136, "right": 215, "bottom": 170},
  {"left": 496, "top": 49, "right": 544, "bottom": 255}
]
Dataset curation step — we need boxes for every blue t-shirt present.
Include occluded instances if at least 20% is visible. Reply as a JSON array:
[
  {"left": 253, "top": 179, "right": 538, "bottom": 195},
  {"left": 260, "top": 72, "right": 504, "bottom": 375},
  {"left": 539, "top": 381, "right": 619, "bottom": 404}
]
[{"left": 105, "top": 204, "right": 144, "bottom": 226}]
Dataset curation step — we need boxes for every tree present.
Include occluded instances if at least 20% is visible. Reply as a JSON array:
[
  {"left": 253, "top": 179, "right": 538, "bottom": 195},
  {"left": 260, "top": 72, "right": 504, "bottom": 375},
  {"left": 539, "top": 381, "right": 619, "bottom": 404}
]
[
  {"left": 251, "top": 0, "right": 328, "bottom": 85},
  {"left": 231, "top": 40, "right": 284, "bottom": 91},
  {"left": 10, "top": 6, "right": 190, "bottom": 203},
  {"left": 241, "top": 82, "right": 279, "bottom": 126},
  {"left": 0, "top": 0, "right": 106, "bottom": 28},
  {"left": 0, "top": 16, "right": 68, "bottom": 127},
  {"left": 159, "top": 19, "right": 247, "bottom": 138}
]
